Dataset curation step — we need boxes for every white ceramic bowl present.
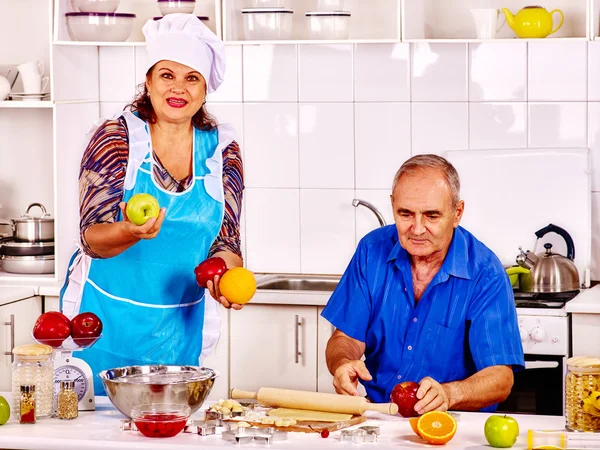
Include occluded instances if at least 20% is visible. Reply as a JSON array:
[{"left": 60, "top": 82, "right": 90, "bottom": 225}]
[
  {"left": 316, "top": 0, "right": 347, "bottom": 10},
  {"left": 75, "top": 0, "right": 120, "bottom": 13},
  {"left": 250, "top": 0, "right": 289, "bottom": 7},
  {"left": 158, "top": 0, "right": 196, "bottom": 15},
  {"left": 241, "top": 8, "right": 293, "bottom": 40},
  {"left": 153, "top": 15, "right": 209, "bottom": 25},
  {"left": 305, "top": 11, "right": 350, "bottom": 39},
  {"left": 66, "top": 12, "right": 136, "bottom": 42}
]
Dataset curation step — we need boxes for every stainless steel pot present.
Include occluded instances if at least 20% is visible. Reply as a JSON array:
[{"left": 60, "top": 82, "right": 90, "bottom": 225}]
[
  {"left": 516, "top": 223, "right": 580, "bottom": 293},
  {"left": 0, "top": 254, "right": 55, "bottom": 274},
  {"left": 0, "top": 238, "right": 54, "bottom": 257},
  {"left": 0, "top": 203, "right": 54, "bottom": 242}
]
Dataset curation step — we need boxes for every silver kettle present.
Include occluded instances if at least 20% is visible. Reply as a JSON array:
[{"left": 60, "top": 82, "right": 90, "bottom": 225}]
[{"left": 516, "top": 224, "right": 580, "bottom": 293}]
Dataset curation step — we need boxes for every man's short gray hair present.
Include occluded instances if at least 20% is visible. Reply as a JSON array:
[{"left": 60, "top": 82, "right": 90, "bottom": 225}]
[{"left": 392, "top": 154, "right": 461, "bottom": 208}]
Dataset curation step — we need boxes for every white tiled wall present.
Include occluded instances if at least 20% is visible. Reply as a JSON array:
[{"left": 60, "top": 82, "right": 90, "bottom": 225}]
[{"left": 99, "top": 41, "right": 600, "bottom": 278}]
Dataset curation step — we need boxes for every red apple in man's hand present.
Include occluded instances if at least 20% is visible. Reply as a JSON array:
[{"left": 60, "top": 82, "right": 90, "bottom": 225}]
[
  {"left": 33, "top": 312, "right": 71, "bottom": 347},
  {"left": 194, "top": 257, "right": 228, "bottom": 288},
  {"left": 391, "top": 381, "right": 420, "bottom": 418},
  {"left": 71, "top": 312, "right": 103, "bottom": 346}
]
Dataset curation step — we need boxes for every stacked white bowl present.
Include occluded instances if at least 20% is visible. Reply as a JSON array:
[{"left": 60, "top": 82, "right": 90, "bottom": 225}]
[
  {"left": 241, "top": 0, "right": 294, "bottom": 40},
  {"left": 157, "top": 0, "right": 196, "bottom": 16},
  {"left": 305, "top": 0, "right": 351, "bottom": 40},
  {"left": 66, "top": 0, "right": 136, "bottom": 42}
]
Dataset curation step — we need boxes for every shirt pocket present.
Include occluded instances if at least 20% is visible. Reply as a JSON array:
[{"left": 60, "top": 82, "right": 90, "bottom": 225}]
[{"left": 420, "top": 321, "right": 465, "bottom": 382}]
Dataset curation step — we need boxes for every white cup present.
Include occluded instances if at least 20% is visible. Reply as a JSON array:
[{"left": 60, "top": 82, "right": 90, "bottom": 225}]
[
  {"left": 470, "top": 8, "right": 506, "bottom": 39},
  {"left": 21, "top": 73, "right": 49, "bottom": 94},
  {"left": 0, "top": 76, "right": 10, "bottom": 101},
  {"left": 17, "top": 60, "right": 44, "bottom": 77}
]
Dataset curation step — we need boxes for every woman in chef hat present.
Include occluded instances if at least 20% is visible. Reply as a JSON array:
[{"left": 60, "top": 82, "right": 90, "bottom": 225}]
[{"left": 59, "top": 14, "right": 244, "bottom": 395}]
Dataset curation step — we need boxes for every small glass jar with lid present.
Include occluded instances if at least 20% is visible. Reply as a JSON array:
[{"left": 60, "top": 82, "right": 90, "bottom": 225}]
[
  {"left": 565, "top": 356, "right": 600, "bottom": 432},
  {"left": 11, "top": 344, "right": 54, "bottom": 419}
]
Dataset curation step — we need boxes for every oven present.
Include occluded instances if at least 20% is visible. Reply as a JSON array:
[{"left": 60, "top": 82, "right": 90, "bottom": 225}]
[{"left": 496, "top": 291, "right": 578, "bottom": 416}]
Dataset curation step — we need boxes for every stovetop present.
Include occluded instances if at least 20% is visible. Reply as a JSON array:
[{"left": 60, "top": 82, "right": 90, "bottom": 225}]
[{"left": 514, "top": 290, "right": 580, "bottom": 309}]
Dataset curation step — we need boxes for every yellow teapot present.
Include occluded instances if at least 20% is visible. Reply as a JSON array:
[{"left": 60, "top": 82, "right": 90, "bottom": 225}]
[{"left": 501, "top": 6, "right": 564, "bottom": 38}]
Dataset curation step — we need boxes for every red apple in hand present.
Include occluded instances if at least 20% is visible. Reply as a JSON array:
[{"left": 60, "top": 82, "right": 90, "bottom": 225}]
[
  {"left": 391, "top": 381, "right": 420, "bottom": 418},
  {"left": 194, "top": 257, "right": 228, "bottom": 288},
  {"left": 33, "top": 312, "right": 71, "bottom": 347},
  {"left": 71, "top": 312, "right": 103, "bottom": 346}
]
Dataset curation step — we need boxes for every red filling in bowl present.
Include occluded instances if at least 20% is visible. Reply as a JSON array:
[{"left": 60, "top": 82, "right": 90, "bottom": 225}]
[{"left": 134, "top": 413, "right": 187, "bottom": 438}]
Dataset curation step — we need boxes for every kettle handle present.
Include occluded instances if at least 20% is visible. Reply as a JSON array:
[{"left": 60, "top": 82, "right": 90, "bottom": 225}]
[{"left": 534, "top": 223, "right": 575, "bottom": 260}]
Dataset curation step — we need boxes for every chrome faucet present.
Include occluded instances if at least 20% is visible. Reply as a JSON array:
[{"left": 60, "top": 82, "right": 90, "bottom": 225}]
[{"left": 352, "top": 199, "right": 386, "bottom": 227}]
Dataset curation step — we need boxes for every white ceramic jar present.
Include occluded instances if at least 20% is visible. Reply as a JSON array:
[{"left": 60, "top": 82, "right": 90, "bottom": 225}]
[
  {"left": 65, "top": 12, "right": 136, "bottom": 42},
  {"left": 241, "top": 8, "right": 293, "bottom": 40},
  {"left": 316, "top": 0, "right": 347, "bottom": 10},
  {"left": 305, "top": 11, "right": 350, "bottom": 39},
  {"left": 250, "top": 0, "right": 289, "bottom": 7},
  {"left": 157, "top": 0, "right": 196, "bottom": 15},
  {"left": 75, "top": 0, "right": 120, "bottom": 13}
]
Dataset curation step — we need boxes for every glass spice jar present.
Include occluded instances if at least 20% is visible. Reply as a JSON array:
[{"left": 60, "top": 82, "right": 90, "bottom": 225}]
[
  {"left": 57, "top": 380, "right": 78, "bottom": 420},
  {"left": 565, "top": 356, "right": 600, "bottom": 432},
  {"left": 20, "top": 385, "right": 36, "bottom": 424},
  {"left": 11, "top": 344, "right": 54, "bottom": 420}
]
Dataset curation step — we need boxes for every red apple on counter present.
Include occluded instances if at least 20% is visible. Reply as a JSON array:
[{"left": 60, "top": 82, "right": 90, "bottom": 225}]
[
  {"left": 33, "top": 312, "right": 71, "bottom": 347},
  {"left": 391, "top": 381, "right": 420, "bottom": 418},
  {"left": 71, "top": 312, "right": 103, "bottom": 346},
  {"left": 194, "top": 257, "right": 228, "bottom": 288}
]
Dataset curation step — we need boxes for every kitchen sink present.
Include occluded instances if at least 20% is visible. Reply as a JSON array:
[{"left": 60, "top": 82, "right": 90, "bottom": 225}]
[{"left": 256, "top": 274, "right": 340, "bottom": 292}]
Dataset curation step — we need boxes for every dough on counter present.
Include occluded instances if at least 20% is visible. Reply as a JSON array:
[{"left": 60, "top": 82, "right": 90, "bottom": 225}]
[{"left": 267, "top": 408, "right": 352, "bottom": 422}]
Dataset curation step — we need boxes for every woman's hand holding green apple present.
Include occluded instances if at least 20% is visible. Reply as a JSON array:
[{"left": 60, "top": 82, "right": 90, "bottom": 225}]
[{"left": 119, "top": 196, "right": 166, "bottom": 240}]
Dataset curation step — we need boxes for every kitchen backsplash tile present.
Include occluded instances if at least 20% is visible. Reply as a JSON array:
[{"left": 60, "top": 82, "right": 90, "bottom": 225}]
[
  {"left": 355, "top": 103, "right": 411, "bottom": 189},
  {"left": 134, "top": 47, "right": 148, "bottom": 89},
  {"left": 411, "top": 43, "right": 468, "bottom": 102},
  {"left": 206, "top": 103, "right": 245, "bottom": 149},
  {"left": 243, "top": 45, "right": 298, "bottom": 102},
  {"left": 243, "top": 103, "right": 299, "bottom": 188},
  {"left": 411, "top": 102, "right": 469, "bottom": 155},
  {"left": 300, "top": 189, "right": 355, "bottom": 274},
  {"left": 528, "top": 41, "right": 587, "bottom": 102},
  {"left": 298, "top": 103, "right": 354, "bottom": 189},
  {"left": 354, "top": 43, "right": 410, "bottom": 102},
  {"left": 592, "top": 193, "right": 600, "bottom": 279},
  {"left": 469, "top": 103, "right": 527, "bottom": 149},
  {"left": 245, "top": 188, "right": 300, "bottom": 273},
  {"left": 99, "top": 47, "right": 135, "bottom": 103},
  {"left": 298, "top": 45, "right": 353, "bottom": 102},
  {"left": 469, "top": 42, "right": 526, "bottom": 102},
  {"left": 587, "top": 102, "right": 600, "bottom": 191},
  {"left": 528, "top": 102, "right": 587, "bottom": 148},
  {"left": 208, "top": 45, "right": 243, "bottom": 103},
  {"left": 589, "top": 42, "right": 600, "bottom": 102}
]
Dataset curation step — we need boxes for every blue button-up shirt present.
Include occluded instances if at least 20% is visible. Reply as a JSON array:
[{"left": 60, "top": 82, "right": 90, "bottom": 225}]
[{"left": 321, "top": 225, "right": 524, "bottom": 410}]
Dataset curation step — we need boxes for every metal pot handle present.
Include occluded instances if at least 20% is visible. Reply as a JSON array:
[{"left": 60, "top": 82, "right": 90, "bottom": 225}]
[
  {"left": 534, "top": 223, "right": 575, "bottom": 260},
  {"left": 22, "top": 203, "right": 49, "bottom": 219}
]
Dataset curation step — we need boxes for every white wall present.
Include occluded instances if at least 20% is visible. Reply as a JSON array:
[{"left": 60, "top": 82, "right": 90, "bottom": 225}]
[{"left": 97, "top": 40, "right": 600, "bottom": 278}]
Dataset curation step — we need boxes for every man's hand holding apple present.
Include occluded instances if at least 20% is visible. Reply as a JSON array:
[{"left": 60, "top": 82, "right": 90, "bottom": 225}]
[
  {"left": 119, "top": 201, "right": 166, "bottom": 240},
  {"left": 414, "top": 376, "right": 450, "bottom": 414},
  {"left": 333, "top": 360, "right": 373, "bottom": 396}
]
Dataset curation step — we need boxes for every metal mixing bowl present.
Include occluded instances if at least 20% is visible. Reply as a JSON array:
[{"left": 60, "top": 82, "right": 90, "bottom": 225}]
[{"left": 99, "top": 365, "right": 218, "bottom": 418}]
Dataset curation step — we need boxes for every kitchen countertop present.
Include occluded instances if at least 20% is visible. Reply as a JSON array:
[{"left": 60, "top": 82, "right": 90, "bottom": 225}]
[
  {"left": 0, "top": 285, "right": 37, "bottom": 307},
  {"left": 0, "top": 395, "right": 567, "bottom": 450},
  {"left": 565, "top": 284, "right": 600, "bottom": 314}
]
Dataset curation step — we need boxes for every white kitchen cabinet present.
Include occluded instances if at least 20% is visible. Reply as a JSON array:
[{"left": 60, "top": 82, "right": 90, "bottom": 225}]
[
  {"left": 230, "top": 304, "right": 317, "bottom": 392},
  {"left": 571, "top": 313, "right": 600, "bottom": 356},
  {"left": 0, "top": 296, "right": 43, "bottom": 391},
  {"left": 317, "top": 306, "right": 335, "bottom": 393},
  {"left": 43, "top": 296, "right": 60, "bottom": 313}
]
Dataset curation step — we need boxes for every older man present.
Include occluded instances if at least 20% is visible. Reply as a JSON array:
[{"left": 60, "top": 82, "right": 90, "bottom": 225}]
[{"left": 322, "top": 154, "right": 524, "bottom": 414}]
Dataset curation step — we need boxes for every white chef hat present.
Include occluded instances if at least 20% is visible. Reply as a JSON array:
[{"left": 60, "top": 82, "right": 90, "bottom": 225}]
[{"left": 142, "top": 14, "right": 225, "bottom": 93}]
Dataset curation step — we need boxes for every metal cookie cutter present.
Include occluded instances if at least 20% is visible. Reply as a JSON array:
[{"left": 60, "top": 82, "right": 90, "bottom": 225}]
[
  {"left": 205, "top": 410, "right": 225, "bottom": 425},
  {"left": 341, "top": 428, "right": 376, "bottom": 444},
  {"left": 222, "top": 426, "right": 288, "bottom": 446},
  {"left": 359, "top": 426, "right": 380, "bottom": 442},
  {"left": 120, "top": 419, "right": 138, "bottom": 432},
  {"left": 184, "top": 420, "right": 218, "bottom": 436}
]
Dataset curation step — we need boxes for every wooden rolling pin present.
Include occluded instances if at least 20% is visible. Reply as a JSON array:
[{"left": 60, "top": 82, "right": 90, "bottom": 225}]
[{"left": 230, "top": 387, "right": 398, "bottom": 416}]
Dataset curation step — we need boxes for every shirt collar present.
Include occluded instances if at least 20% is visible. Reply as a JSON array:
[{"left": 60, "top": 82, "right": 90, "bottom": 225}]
[{"left": 387, "top": 226, "right": 472, "bottom": 280}]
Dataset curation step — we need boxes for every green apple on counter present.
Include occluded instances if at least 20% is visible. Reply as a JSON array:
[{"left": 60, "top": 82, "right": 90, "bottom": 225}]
[
  {"left": 484, "top": 415, "right": 520, "bottom": 448},
  {"left": 126, "top": 193, "right": 160, "bottom": 226},
  {"left": 0, "top": 395, "right": 10, "bottom": 425}
]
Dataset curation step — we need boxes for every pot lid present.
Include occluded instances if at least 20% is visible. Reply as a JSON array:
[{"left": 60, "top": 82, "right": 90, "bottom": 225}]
[
  {"left": 567, "top": 356, "right": 600, "bottom": 372},
  {"left": 13, "top": 343, "right": 53, "bottom": 357},
  {"left": 11, "top": 203, "right": 54, "bottom": 223}
]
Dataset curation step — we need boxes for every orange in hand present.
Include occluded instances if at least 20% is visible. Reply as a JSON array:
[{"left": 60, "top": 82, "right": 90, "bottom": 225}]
[
  {"left": 416, "top": 411, "right": 457, "bottom": 445},
  {"left": 219, "top": 267, "right": 257, "bottom": 305}
]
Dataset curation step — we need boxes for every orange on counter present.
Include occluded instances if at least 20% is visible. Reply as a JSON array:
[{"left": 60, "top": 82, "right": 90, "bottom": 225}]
[
  {"left": 219, "top": 267, "right": 257, "bottom": 305},
  {"left": 416, "top": 411, "right": 457, "bottom": 445},
  {"left": 409, "top": 417, "right": 421, "bottom": 437}
]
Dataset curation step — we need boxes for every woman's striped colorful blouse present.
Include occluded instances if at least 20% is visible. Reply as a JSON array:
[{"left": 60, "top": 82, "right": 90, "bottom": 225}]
[{"left": 79, "top": 117, "right": 244, "bottom": 259}]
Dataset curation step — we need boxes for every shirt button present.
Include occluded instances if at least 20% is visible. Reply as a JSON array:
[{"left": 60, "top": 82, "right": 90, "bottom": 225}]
[
  {"left": 404, "top": 287, "right": 407, "bottom": 292},
  {"left": 407, "top": 345, "right": 413, "bottom": 351},
  {"left": 397, "top": 375, "right": 402, "bottom": 380},
  {"left": 413, "top": 317, "right": 417, "bottom": 322}
]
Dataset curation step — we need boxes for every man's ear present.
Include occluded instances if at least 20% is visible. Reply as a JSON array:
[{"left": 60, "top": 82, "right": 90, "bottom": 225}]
[{"left": 453, "top": 200, "right": 465, "bottom": 228}]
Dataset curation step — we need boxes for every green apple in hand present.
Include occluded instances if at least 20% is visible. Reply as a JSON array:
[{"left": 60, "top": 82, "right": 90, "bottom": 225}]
[
  {"left": 484, "top": 415, "right": 519, "bottom": 448},
  {"left": 126, "top": 193, "right": 160, "bottom": 226}
]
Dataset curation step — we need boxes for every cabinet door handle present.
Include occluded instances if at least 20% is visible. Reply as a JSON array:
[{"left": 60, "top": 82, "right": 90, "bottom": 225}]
[
  {"left": 4, "top": 314, "right": 14, "bottom": 363},
  {"left": 295, "top": 315, "right": 302, "bottom": 364}
]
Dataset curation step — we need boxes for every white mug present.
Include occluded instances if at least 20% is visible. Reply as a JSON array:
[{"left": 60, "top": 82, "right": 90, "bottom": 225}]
[
  {"left": 470, "top": 8, "right": 506, "bottom": 39},
  {"left": 0, "top": 76, "right": 10, "bottom": 101},
  {"left": 17, "top": 60, "right": 44, "bottom": 77}
]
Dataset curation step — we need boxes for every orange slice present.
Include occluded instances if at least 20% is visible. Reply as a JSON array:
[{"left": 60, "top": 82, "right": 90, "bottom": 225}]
[
  {"left": 416, "top": 411, "right": 457, "bottom": 445},
  {"left": 409, "top": 417, "right": 421, "bottom": 437}
]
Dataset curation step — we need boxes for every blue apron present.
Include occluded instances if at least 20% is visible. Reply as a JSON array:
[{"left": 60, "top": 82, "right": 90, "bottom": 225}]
[{"left": 62, "top": 112, "right": 227, "bottom": 395}]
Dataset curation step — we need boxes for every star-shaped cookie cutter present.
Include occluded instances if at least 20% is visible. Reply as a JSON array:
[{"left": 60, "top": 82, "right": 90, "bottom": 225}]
[{"left": 222, "top": 426, "right": 288, "bottom": 445}]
